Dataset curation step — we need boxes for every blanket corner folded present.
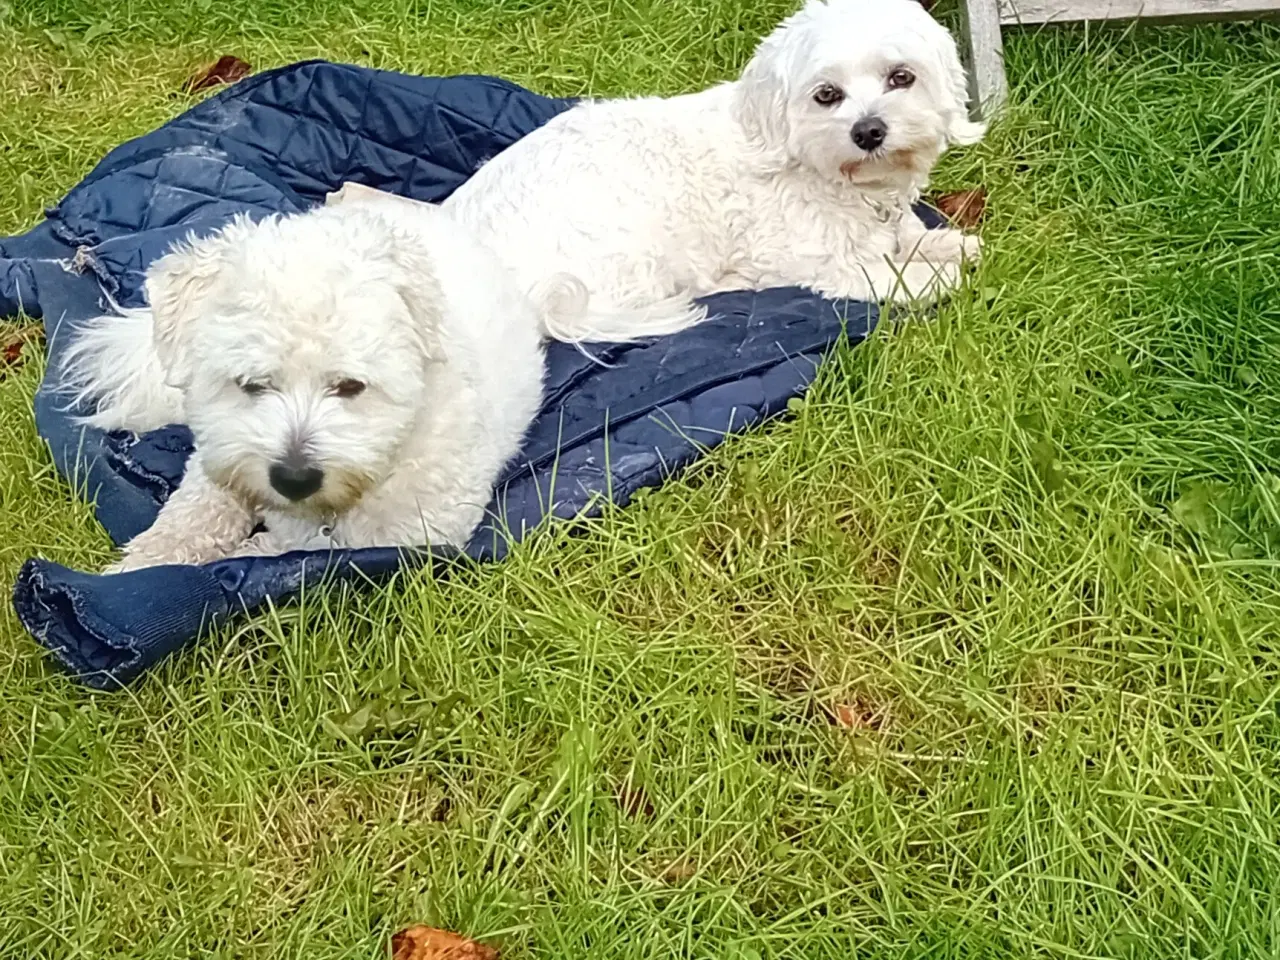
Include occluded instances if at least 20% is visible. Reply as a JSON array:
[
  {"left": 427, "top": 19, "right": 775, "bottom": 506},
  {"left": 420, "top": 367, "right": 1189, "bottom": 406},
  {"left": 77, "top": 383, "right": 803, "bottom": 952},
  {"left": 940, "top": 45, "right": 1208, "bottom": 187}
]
[{"left": 14, "top": 557, "right": 233, "bottom": 689}]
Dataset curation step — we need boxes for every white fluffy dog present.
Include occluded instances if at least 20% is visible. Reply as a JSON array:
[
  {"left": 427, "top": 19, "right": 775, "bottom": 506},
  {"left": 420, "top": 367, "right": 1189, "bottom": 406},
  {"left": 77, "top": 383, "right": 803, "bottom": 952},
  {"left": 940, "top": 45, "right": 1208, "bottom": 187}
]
[
  {"left": 59, "top": 202, "right": 547, "bottom": 571},
  {"left": 431, "top": 0, "right": 986, "bottom": 341}
]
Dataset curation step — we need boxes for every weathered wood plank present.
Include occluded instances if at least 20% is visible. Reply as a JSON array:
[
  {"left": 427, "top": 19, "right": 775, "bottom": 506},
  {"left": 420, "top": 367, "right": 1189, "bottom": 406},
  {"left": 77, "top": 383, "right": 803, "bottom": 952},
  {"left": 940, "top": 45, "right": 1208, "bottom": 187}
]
[
  {"left": 999, "top": 0, "right": 1280, "bottom": 24},
  {"left": 962, "top": 0, "right": 1009, "bottom": 118}
]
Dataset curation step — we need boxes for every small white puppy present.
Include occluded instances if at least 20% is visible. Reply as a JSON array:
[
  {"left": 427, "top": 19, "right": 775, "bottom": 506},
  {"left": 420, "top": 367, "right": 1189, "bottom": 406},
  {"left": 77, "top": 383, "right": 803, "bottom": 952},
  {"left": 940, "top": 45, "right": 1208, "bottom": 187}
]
[
  {"left": 433, "top": 0, "right": 986, "bottom": 341},
  {"left": 60, "top": 202, "right": 547, "bottom": 570}
]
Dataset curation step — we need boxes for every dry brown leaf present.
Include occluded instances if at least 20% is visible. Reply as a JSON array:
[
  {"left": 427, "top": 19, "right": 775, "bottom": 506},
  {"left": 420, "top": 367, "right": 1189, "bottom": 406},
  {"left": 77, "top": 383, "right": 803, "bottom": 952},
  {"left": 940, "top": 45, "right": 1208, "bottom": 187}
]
[
  {"left": 617, "top": 781, "right": 654, "bottom": 819},
  {"left": 183, "top": 55, "right": 252, "bottom": 94},
  {"left": 826, "top": 697, "right": 889, "bottom": 732},
  {"left": 1, "top": 326, "right": 44, "bottom": 379},
  {"left": 660, "top": 859, "right": 698, "bottom": 883},
  {"left": 390, "top": 926, "right": 499, "bottom": 960},
  {"left": 832, "top": 704, "right": 864, "bottom": 729},
  {"left": 933, "top": 187, "right": 988, "bottom": 229}
]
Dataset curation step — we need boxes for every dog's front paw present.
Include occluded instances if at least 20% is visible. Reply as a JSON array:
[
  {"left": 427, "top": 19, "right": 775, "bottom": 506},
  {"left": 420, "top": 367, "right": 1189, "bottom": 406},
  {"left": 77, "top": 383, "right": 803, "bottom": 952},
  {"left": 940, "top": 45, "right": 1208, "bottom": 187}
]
[
  {"left": 908, "top": 227, "right": 981, "bottom": 266},
  {"left": 878, "top": 261, "right": 963, "bottom": 303},
  {"left": 956, "top": 232, "right": 983, "bottom": 265}
]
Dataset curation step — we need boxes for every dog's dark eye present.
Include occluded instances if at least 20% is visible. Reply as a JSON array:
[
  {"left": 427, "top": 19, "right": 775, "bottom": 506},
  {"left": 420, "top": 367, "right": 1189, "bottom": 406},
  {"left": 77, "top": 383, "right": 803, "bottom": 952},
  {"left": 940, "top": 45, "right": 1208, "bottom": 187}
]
[
  {"left": 812, "top": 83, "right": 844, "bottom": 106},
  {"left": 887, "top": 67, "right": 916, "bottom": 90},
  {"left": 333, "top": 378, "right": 366, "bottom": 399},
  {"left": 239, "top": 378, "right": 269, "bottom": 396}
]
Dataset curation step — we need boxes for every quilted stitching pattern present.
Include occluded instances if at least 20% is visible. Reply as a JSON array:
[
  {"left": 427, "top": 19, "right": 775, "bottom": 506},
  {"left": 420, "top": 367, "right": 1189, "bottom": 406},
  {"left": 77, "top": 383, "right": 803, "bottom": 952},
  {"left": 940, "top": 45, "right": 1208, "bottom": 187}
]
[{"left": 4, "top": 61, "right": 889, "bottom": 688}]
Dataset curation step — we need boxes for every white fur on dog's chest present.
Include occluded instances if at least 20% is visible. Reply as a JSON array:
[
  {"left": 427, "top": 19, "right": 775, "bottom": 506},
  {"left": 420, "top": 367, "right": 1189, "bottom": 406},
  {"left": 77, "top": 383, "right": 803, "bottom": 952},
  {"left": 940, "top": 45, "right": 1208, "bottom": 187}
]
[{"left": 716, "top": 176, "right": 906, "bottom": 290}]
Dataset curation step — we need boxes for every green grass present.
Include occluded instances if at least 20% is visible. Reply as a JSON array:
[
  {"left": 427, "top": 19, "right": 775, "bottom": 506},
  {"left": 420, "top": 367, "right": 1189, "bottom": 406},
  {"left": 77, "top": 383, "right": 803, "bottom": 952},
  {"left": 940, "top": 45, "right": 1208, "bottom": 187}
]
[{"left": 3, "top": 1, "right": 1280, "bottom": 956}]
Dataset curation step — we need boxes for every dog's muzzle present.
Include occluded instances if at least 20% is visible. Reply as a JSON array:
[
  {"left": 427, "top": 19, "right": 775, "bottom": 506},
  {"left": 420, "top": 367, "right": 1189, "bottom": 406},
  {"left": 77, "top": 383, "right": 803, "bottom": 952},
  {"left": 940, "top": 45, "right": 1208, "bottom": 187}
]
[{"left": 269, "top": 460, "right": 325, "bottom": 502}]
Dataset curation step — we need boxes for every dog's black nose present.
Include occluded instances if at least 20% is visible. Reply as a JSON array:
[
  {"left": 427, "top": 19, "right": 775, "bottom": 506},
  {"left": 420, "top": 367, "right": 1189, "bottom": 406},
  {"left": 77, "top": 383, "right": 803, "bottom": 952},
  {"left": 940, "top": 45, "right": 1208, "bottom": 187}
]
[
  {"left": 269, "top": 461, "right": 324, "bottom": 501},
  {"left": 851, "top": 116, "right": 888, "bottom": 151}
]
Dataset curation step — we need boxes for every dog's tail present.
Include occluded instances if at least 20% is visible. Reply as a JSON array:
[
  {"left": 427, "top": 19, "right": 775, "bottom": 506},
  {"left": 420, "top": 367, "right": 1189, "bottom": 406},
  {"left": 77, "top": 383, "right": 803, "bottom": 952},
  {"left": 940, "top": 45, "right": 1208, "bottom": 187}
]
[
  {"left": 531, "top": 273, "right": 708, "bottom": 344},
  {"left": 56, "top": 306, "right": 184, "bottom": 434}
]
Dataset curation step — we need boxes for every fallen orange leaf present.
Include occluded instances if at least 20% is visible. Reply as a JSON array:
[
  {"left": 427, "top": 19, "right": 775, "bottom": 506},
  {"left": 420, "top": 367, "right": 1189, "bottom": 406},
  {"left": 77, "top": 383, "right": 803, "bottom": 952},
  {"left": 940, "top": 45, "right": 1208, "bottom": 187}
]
[
  {"left": 832, "top": 704, "right": 863, "bottom": 729},
  {"left": 390, "top": 926, "right": 499, "bottom": 960},
  {"left": 184, "top": 55, "right": 252, "bottom": 94},
  {"left": 933, "top": 187, "right": 987, "bottom": 229},
  {"left": 826, "top": 697, "right": 889, "bottom": 732},
  {"left": 1, "top": 326, "right": 43, "bottom": 379}
]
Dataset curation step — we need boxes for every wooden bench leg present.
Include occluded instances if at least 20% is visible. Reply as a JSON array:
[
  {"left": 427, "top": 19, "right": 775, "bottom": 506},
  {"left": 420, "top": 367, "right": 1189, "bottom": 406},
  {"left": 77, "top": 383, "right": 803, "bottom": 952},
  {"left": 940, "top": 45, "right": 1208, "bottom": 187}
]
[{"left": 961, "top": 0, "right": 1009, "bottom": 119}]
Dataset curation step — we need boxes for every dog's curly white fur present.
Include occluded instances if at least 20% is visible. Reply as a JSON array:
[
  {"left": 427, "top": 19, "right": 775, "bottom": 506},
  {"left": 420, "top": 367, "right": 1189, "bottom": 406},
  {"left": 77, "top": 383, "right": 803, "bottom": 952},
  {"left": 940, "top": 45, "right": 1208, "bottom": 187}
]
[
  {"left": 433, "top": 0, "right": 985, "bottom": 341},
  {"left": 60, "top": 203, "right": 547, "bottom": 571}
]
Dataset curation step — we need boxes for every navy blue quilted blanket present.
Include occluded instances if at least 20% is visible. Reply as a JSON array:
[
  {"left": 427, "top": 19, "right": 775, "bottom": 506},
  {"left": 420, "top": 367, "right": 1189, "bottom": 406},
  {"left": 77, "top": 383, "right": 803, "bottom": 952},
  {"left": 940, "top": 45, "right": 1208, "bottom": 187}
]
[{"left": 5, "top": 61, "right": 911, "bottom": 689}]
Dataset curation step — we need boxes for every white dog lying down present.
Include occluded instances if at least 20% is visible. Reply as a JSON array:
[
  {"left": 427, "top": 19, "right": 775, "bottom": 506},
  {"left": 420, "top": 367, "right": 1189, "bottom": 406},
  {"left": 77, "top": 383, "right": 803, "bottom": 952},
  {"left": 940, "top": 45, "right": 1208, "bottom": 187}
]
[
  {"left": 423, "top": 0, "right": 985, "bottom": 342},
  {"left": 59, "top": 203, "right": 548, "bottom": 571}
]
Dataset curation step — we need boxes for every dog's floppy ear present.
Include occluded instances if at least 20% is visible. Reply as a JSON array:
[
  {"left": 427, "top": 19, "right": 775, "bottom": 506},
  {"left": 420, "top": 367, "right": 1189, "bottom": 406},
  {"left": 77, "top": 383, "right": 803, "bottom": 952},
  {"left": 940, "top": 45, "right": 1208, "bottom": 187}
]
[
  {"left": 736, "top": 0, "right": 840, "bottom": 153},
  {"left": 735, "top": 0, "right": 828, "bottom": 154},
  {"left": 949, "top": 115, "right": 988, "bottom": 146},
  {"left": 378, "top": 227, "right": 447, "bottom": 367},
  {"left": 331, "top": 205, "right": 446, "bottom": 366},
  {"left": 735, "top": 34, "right": 793, "bottom": 150},
  {"left": 937, "top": 33, "right": 987, "bottom": 145},
  {"left": 144, "top": 216, "right": 253, "bottom": 386},
  {"left": 391, "top": 264, "right": 446, "bottom": 366}
]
